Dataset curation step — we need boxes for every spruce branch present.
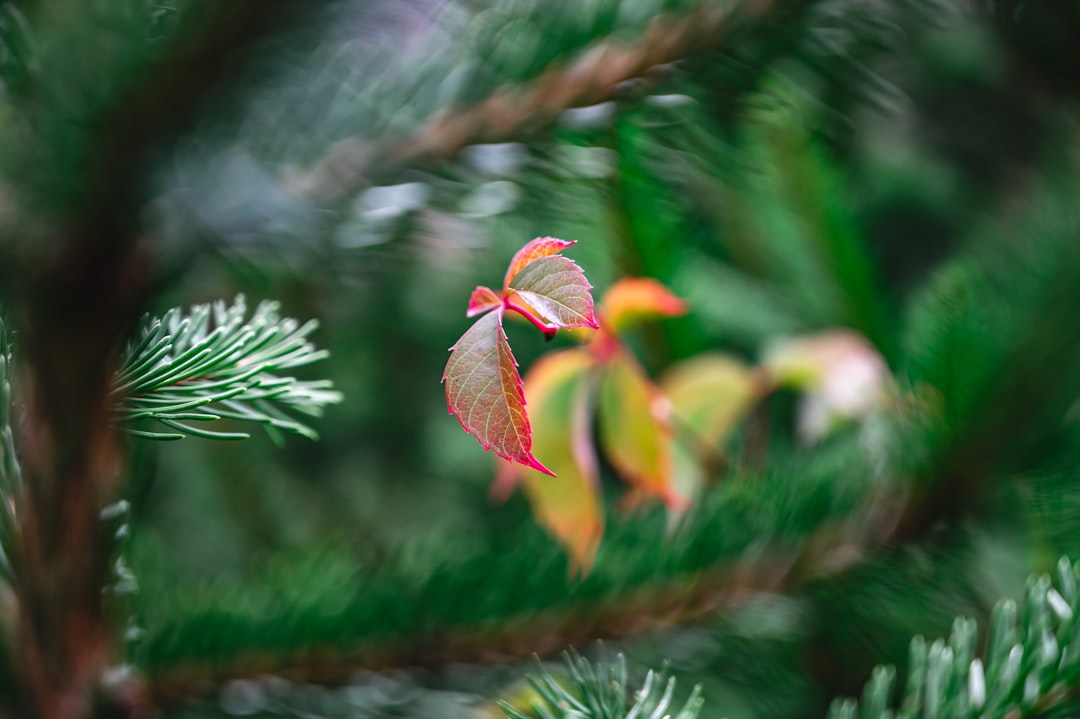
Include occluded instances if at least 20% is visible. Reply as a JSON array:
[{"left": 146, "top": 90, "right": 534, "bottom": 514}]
[
  {"left": 830, "top": 556, "right": 1080, "bottom": 719},
  {"left": 139, "top": 440, "right": 907, "bottom": 704},
  {"left": 113, "top": 296, "right": 342, "bottom": 443},
  {"left": 500, "top": 651, "right": 703, "bottom": 719},
  {"left": 286, "top": 0, "right": 794, "bottom": 207}
]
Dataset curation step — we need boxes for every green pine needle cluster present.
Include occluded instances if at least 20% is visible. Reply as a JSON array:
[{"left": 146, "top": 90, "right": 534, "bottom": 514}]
[
  {"left": 831, "top": 557, "right": 1080, "bottom": 719},
  {"left": 114, "top": 296, "right": 342, "bottom": 443},
  {"left": 500, "top": 652, "right": 703, "bottom": 719}
]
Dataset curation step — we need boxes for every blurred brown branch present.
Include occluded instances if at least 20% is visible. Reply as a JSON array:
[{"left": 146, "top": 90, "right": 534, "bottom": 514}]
[
  {"left": 146, "top": 479, "right": 907, "bottom": 707},
  {"left": 0, "top": 4, "right": 319, "bottom": 718},
  {"left": 287, "top": 0, "right": 793, "bottom": 207}
]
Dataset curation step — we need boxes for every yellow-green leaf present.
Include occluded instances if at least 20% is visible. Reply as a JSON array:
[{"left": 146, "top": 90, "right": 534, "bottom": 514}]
[
  {"left": 597, "top": 350, "right": 682, "bottom": 508},
  {"left": 661, "top": 353, "right": 761, "bottom": 451},
  {"left": 498, "top": 349, "right": 601, "bottom": 574},
  {"left": 660, "top": 353, "right": 762, "bottom": 522}
]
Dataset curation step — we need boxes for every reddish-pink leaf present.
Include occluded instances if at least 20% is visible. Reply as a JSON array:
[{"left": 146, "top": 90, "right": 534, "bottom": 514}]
[
  {"left": 503, "top": 236, "right": 576, "bottom": 289},
  {"left": 508, "top": 256, "right": 598, "bottom": 330},
  {"left": 496, "top": 349, "right": 602, "bottom": 574},
  {"left": 443, "top": 310, "right": 553, "bottom": 475},
  {"left": 466, "top": 286, "right": 501, "bottom": 317}
]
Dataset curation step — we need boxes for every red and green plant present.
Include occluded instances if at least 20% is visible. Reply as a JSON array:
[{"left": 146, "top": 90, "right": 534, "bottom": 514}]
[
  {"left": 445, "top": 238, "right": 890, "bottom": 572},
  {"left": 442, "top": 237, "right": 598, "bottom": 475}
]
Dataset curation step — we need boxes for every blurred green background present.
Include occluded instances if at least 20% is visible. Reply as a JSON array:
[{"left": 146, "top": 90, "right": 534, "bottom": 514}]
[{"left": 6, "top": 0, "right": 1080, "bottom": 717}]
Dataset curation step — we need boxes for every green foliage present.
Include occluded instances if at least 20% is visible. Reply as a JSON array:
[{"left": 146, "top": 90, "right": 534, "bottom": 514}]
[
  {"left": 830, "top": 557, "right": 1080, "bottom": 719},
  {"left": 132, "top": 432, "right": 873, "bottom": 685},
  {"left": 0, "top": 319, "right": 16, "bottom": 585},
  {"left": 115, "top": 296, "right": 342, "bottom": 443},
  {"left": 0, "top": 0, "right": 1077, "bottom": 716},
  {"left": 500, "top": 652, "right": 703, "bottom": 719},
  {"left": 0, "top": 2, "right": 31, "bottom": 99}
]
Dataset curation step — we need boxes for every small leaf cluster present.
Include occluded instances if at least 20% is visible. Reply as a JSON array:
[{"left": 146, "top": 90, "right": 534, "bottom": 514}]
[
  {"left": 491, "top": 277, "right": 698, "bottom": 570},
  {"left": 438, "top": 234, "right": 892, "bottom": 570},
  {"left": 500, "top": 651, "right": 703, "bottom": 719},
  {"left": 115, "top": 295, "right": 342, "bottom": 443},
  {"left": 492, "top": 276, "right": 889, "bottom": 571},
  {"left": 443, "top": 237, "right": 598, "bottom": 475},
  {"left": 831, "top": 556, "right": 1080, "bottom": 719}
]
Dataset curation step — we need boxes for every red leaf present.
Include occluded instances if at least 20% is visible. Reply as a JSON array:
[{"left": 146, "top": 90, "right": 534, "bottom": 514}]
[
  {"left": 466, "top": 286, "right": 501, "bottom": 317},
  {"left": 508, "top": 256, "right": 598, "bottom": 329},
  {"left": 443, "top": 310, "right": 553, "bottom": 475},
  {"left": 446, "top": 236, "right": 597, "bottom": 475},
  {"left": 503, "top": 236, "right": 576, "bottom": 289}
]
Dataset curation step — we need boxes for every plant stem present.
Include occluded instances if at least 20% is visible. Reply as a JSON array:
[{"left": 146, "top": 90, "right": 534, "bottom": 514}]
[{"left": 504, "top": 299, "right": 558, "bottom": 340}]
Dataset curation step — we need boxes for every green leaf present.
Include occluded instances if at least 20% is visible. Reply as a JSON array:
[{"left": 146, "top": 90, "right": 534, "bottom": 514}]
[
  {"left": 500, "top": 652, "right": 704, "bottom": 719},
  {"left": 444, "top": 309, "right": 553, "bottom": 475},
  {"left": 833, "top": 557, "right": 1080, "bottom": 719}
]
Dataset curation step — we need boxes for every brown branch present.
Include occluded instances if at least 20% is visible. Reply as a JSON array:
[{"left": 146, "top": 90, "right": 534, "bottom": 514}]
[
  {"left": 287, "top": 0, "right": 789, "bottom": 207},
  {"left": 0, "top": 4, "right": 320, "bottom": 718},
  {"left": 144, "top": 480, "right": 908, "bottom": 706}
]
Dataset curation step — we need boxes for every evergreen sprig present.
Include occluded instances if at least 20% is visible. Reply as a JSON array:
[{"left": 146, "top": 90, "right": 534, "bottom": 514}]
[
  {"left": 830, "top": 556, "right": 1080, "bottom": 719},
  {"left": 113, "top": 295, "right": 342, "bottom": 443},
  {"left": 500, "top": 651, "right": 703, "bottom": 719}
]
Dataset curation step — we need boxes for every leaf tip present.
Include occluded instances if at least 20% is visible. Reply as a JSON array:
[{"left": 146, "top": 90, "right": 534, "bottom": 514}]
[
  {"left": 503, "top": 236, "right": 579, "bottom": 288},
  {"left": 521, "top": 453, "right": 556, "bottom": 477},
  {"left": 466, "top": 286, "right": 502, "bottom": 317}
]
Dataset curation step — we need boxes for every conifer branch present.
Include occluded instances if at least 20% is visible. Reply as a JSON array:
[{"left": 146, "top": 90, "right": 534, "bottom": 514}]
[
  {"left": 831, "top": 556, "right": 1080, "bottom": 719},
  {"left": 500, "top": 652, "right": 704, "bottom": 719},
  {"left": 140, "top": 456, "right": 906, "bottom": 704},
  {"left": 114, "top": 296, "right": 342, "bottom": 443},
  {"left": 286, "top": 0, "right": 795, "bottom": 207}
]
